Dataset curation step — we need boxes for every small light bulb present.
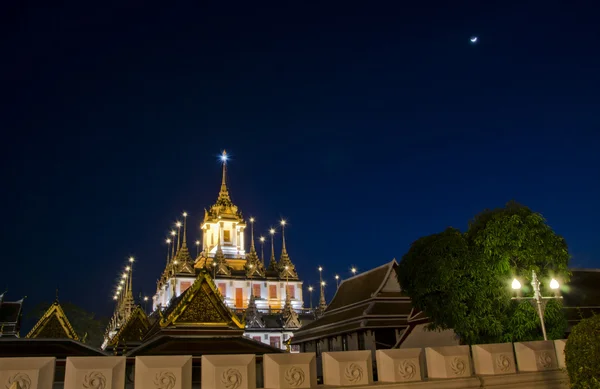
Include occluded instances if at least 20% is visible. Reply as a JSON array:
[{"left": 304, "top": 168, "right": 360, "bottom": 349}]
[
  {"left": 166, "top": 238, "right": 171, "bottom": 244},
  {"left": 308, "top": 286, "right": 313, "bottom": 291},
  {"left": 260, "top": 236, "right": 265, "bottom": 242},
  {"left": 171, "top": 231, "right": 176, "bottom": 236},
  {"left": 281, "top": 220, "right": 286, "bottom": 226},
  {"left": 125, "top": 266, "right": 130, "bottom": 271},
  {"left": 176, "top": 221, "right": 182, "bottom": 228},
  {"left": 335, "top": 275, "right": 339, "bottom": 280},
  {"left": 270, "top": 228, "right": 275, "bottom": 234},
  {"left": 250, "top": 217, "right": 255, "bottom": 222},
  {"left": 321, "top": 281, "right": 326, "bottom": 286},
  {"left": 196, "top": 240, "right": 200, "bottom": 245},
  {"left": 129, "top": 257, "right": 134, "bottom": 262},
  {"left": 512, "top": 279, "right": 522, "bottom": 290},
  {"left": 318, "top": 266, "right": 323, "bottom": 272},
  {"left": 550, "top": 279, "right": 560, "bottom": 290},
  {"left": 182, "top": 212, "right": 188, "bottom": 217},
  {"left": 144, "top": 296, "right": 148, "bottom": 301}
]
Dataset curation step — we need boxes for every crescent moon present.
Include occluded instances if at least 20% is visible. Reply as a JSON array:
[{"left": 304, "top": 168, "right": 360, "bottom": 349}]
[{"left": 470, "top": 37, "right": 478, "bottom": 43}]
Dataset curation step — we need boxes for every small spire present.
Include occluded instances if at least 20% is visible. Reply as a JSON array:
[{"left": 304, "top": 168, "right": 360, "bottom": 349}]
[
  {"left": 182, "top": 212, "right": 188, "bottom": 245},
  {"left": 250, "top": 217, "right": 256, "bottom": 251},
  {"left": 55, "top": 287, "right": 59, "bottom": 303},
  {"left": 219, "top": 150, "right": 230, "bottom": 200},
  {"left": 268, "top": 228, "right": 278, "bottom": 271},
  {"left": 278, "top": 220, "right": 298, "bottom": 279}
]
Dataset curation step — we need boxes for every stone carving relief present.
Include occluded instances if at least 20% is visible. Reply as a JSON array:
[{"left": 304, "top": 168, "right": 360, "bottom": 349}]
[
  {"left": 495, "top": 354, "right": 511, "bottom": 372},
  {"left": 538, "top": 352, "right": 553, "bottom": 369},
  {"left": 6, "top": 373, "right": 31, "bottom": 389},
  {"left": 343, "top": 363, "right": 363, "bottom": 384},
  {"left": 83, "top": 371, "right": 107, "bottom": 389},
  {"left": 450, "top": 357, "right": 466, "bottom": 376},
  {"left": 154, "top": 371, "right": 176, "bottom": 389},
  {"left": 221, "top": 368, "right": 243, "bottom": 389},
  {"left": 397, "top": 360, "right": 417, "bottom": 380},
  {"left": 284, "top": 367, "right": 305, "bottom": 387}
]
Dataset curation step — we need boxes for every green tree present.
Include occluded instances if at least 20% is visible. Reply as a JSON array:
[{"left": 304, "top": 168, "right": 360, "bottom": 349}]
[
  {"left": 565, "top": 314, "right": 600, "bottom": 389},
  {"left": 27, "top": 301, "right": 109, "bottom": 348},
  {"left": 397, "top": 201, "right": 570, "bottom": 344}
]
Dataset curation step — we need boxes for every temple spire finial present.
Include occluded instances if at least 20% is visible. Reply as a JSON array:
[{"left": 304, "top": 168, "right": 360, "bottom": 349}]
[
  {"left": 182, "top": 212, "right": 188, "bottom": 245},
  {"left": 268, "top": 228, "right": 278, "bottom": 271},
  {"left": 220, "top": 150, "right": 229, "bottom": 197},
  {"left": 250, "top": 217, "right": 256, "bottom": 250},
  {"left": 278, "top": 219, "right": 298, "bottom": 279},
  {"left": 55, "top": 287, "right": 59, "bottom": 303}
]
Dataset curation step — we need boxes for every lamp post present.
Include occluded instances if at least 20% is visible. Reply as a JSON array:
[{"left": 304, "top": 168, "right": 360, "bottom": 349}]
[
  {"left": 335, "top": 274, "right": 340, "bottom": 289},
  {"left": 511, "top": 270, "right": 562, "bottom": 341},
  {"left": 308, "top": 286, "right": 313, "bottom": 310}
]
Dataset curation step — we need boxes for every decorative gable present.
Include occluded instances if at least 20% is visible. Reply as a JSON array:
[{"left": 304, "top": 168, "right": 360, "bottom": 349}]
[
  {"left": 26, "top": 301, "right": 79, "bottom": 340},
  {"left": 110, "top": 305, "right": 150, "bottom": 346},
  {"left": 161, "top": 271, "right": 244, "bottom": 329}
]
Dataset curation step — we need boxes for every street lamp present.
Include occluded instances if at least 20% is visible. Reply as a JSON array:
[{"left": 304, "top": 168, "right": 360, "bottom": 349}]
[
  {"left": 308, "top": 286, "right": 313, "bottom": 309},
  {"left": 511, "top": 270, "right": 562, "bottom": 341}
]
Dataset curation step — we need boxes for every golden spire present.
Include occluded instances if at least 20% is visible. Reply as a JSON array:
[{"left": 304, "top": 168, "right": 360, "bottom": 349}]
[
  {"left": 268, "top": 228, "right": 278, "bottom": 271},
  {"left": 259, "top": 236, "right": 266, "bottom": 264},
  {"left": 170, "top": 230, "right": 176, "bottom": 258},
  {"left": 278, "top": 219, "right": 298, "bottom": 279},
  {"left": 175, "top": 221, "right": 182, "bottom": 251},
  {"left": 165, "top": 238, "right": 172, "bottom": 264},
  {"left": 281, "top": 219, "right": 287, "bottom": 253},
  {"left": 250, "top": 217, "right": 256, "bottom": 251},
  {"left": 219, "top": 150, "right": 230, "bottom": 200},
  {"left": 182, "top": 212, "right": 188, "bottom": 245}
]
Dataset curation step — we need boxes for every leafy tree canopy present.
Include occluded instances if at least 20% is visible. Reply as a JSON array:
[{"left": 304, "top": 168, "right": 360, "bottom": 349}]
[
  {"left": 27, "top": 301, "right": 109, "bottom": 348},
  {"left": 397, "top": 201, "right": 570, "bottom": 344}
]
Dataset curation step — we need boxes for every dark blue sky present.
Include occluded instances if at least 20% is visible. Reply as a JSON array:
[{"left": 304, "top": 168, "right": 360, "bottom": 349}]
[{"left": 2, "top": 1, "right": 599, "bottom": 317}]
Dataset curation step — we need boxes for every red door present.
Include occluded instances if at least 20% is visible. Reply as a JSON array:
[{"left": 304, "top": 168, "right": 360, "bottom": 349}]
[{"left": 236, "top": 288, "right": 243, "bottom": 308}]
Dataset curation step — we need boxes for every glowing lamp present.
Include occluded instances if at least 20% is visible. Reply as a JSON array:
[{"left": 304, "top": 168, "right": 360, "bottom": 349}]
[
  {"left": 129, "top": 257, "right": 134, "bottom": 262},
  {"left": 512, "top": 279, "right": 522, "bottom": 290},
  {"left": 182, "top": 212, "right": 188, "bottom": 217},
  {"left": 308, "top": 286, "right": 313, "bottom": 291},
  {"left": 269, "top": 228, "right": 275, "bottom": 235},
  {"left": 281, "top": 220, "right": 286, "bottom": 226},
  {"left": 318, "top": 266, "right": 323, "bottom": 272},
  {"left": 550, "top": 279, "right": 560, "bottom": 290}
]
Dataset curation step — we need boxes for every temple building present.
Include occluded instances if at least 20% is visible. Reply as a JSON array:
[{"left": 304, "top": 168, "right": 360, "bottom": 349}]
[{"left": 102, "top": 151, "right": 315, "bottom": 353}]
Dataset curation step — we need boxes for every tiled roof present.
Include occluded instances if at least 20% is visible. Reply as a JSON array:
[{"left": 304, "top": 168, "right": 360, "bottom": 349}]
[
  {"left": 292, "top": 260, "right": 412, "bottom": 343},
  {"left": 326, "top": 262, "right": 393, "bottom": 311}
]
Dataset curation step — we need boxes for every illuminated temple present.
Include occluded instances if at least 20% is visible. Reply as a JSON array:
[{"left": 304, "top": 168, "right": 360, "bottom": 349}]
[{"left": 100, "top": 151, "right": 315, "bottom": 354}]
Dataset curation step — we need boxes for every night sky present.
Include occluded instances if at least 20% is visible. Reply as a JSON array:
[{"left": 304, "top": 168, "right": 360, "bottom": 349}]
[{"left": 2, "top": 1, "right": 599, "bottom": 319}]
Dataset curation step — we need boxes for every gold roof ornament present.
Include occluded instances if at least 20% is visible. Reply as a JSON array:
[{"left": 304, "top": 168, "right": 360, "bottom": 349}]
[
  {"left": 267, "top": 228, "right": 278, "bottom": 271},
  {"left": 245, "top": 217, "right": 265, "bottom": 277},
  {"left": 204, "top": 150, "right": 244, "bottom": 223},
  {"left": 173, "top": 212, "right": 195, "bottom": 274},
  {"left": 278, "top": 220, "right": 298, "bottom": 280},
  {"left": 282, "top": 291, "right": 301, "bottom": 329},
  {"left": 26, "top": 299, "right": 79, "bottom": 341}
]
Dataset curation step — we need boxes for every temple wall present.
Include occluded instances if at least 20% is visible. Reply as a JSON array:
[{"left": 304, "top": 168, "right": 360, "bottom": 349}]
[{"left": 0, "top": 339, "right": 569, "bottom": 389}]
